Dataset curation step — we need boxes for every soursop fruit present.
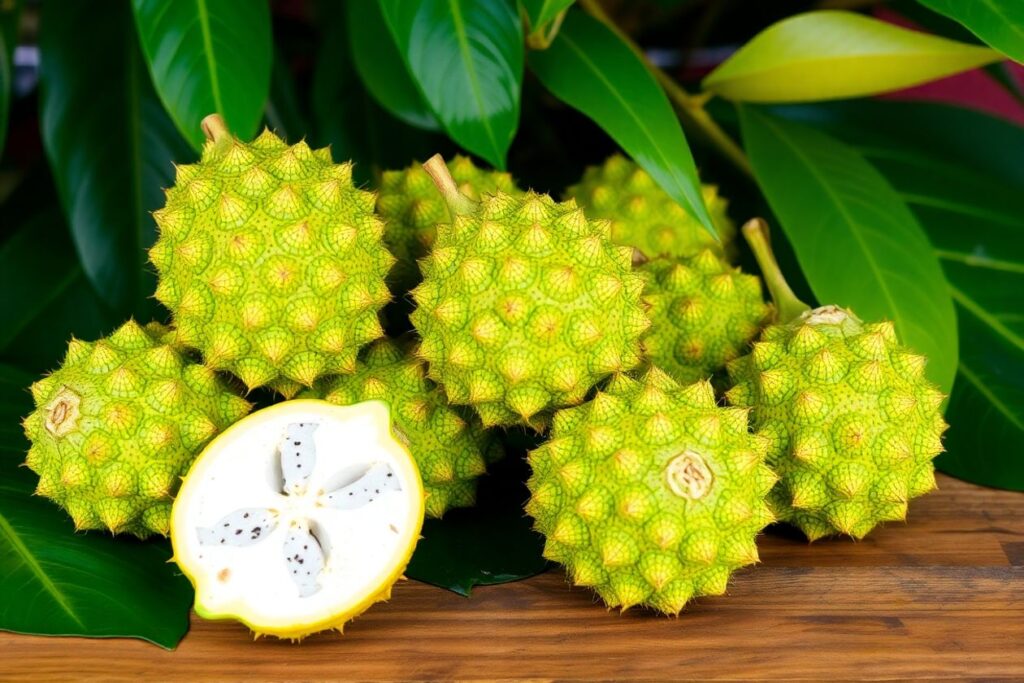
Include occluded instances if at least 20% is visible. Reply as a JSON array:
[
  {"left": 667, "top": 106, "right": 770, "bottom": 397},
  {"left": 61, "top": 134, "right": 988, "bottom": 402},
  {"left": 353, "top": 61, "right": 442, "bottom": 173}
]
[
  {"left": 171, "top": 399, "right": 424, "bottom": 639},
  {"left": 150, "top": 114, "right": 393, "bottom": 392},
  {"left": 378, "top": 155, "right": 520, "bottom": 293},
  {"left": 304, "top": 337, "right": 502, "bottom": 518},
  {"left": 640, "top": 250, "right": 771, "bottom": 384},
  {"left": 22, "top": 320, "right": 252, "bottom": 537},
  {"left": 526, "top": 368, "right": 776, "bottom": 614},
  {"left": 726, "top": 220, "right": 948, "bottom": 540},
  {"left": 565, "top": 154, "right": 735, "bottom": 260},
  {"left": 411, "top": 155, "right": 651, "bottom": 428}
]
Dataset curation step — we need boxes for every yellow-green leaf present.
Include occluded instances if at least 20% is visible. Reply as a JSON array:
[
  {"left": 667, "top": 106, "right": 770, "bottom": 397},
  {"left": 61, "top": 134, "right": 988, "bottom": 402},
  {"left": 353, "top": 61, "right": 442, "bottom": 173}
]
[{"left": 703, "top": 10, "right": 1000, "bottom": 103}]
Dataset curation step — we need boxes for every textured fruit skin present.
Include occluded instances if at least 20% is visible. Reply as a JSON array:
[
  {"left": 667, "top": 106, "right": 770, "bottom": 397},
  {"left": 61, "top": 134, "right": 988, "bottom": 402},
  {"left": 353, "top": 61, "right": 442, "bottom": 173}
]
[
  {"left": 22, "top": 321, "right": 252, "bottom": 537},
  {"left": 640, "top": 251, "right": 771, "bottom": 384},
  {"left": 411, "top": 191, "right": 651, "bottom": 428},
  {"left": 726, "top": 306, "right": 948, "bottom": 540},
  {"left": 565, "top": 154, "right": 735, "bottom": 260},
  {"left": 378, "top": 155, "right": 520, "bottom": 293},
  {"left": 304, "top": 338, "right": 502, "bottom": 518},
  {"left": 526, "top": 368, "right": 776, "bottom": 614},
  {"left": 150, "top": 128, "right": 393, "bottom": 391}
]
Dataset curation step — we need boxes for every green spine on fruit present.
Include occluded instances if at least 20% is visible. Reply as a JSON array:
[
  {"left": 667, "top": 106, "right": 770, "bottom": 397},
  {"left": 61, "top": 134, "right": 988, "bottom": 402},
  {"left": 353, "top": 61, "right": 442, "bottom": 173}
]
[
  {"left": 526, "top": 368, "right": 776, "bottom": 614},
  {"left": 304, "top": 338, "right": 502, "bottom": 518},
  {"left": 726, "top": 220, "right": 948, "bottom": 540},
  {"left": 150, "top": 115, "right": 393, "bottom": 391},
  {"left": 640, "top": 250, "right": 771, "bottom": 384},
  {"left": 565, "top": 154, "right": 735, "bottom": 260},
  {"left": 411, "top": 156, "right": 651, "bottom": 428},
  {"left": 22, "top": 320, "right": 252, "bottom": 537},
  {"left": 378, "top": 155, "right": 520, "bottom": 293}
]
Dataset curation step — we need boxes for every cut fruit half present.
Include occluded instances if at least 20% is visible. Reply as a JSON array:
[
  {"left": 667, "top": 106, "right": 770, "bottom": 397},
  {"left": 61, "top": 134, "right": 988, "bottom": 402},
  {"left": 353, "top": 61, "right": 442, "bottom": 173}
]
[{"left": 171, "top": 399, "right": 425, "bottom": 639}]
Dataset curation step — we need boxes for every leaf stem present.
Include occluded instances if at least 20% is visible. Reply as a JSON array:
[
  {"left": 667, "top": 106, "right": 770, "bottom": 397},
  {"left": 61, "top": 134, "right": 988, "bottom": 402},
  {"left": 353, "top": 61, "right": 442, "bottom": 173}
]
[
  {"left": 422, "top": 154, "right": 479, "bottom": 216},
  {"left": 742, "top": 218, "right": 811, "bottom": 323},
  {"left": 525, "top": 8, "right": 569, "bottom": 50},
  {"left": 201, "top": 113, "right": 231, "bottom": 143},
  {"left": 577, "top": 0, "right": 753, "bottom": 177}
]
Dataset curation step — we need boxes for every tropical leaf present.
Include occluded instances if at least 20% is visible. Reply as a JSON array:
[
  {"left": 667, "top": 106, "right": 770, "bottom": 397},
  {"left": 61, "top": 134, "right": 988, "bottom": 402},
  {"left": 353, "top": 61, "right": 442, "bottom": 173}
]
[
  {"left": 738, "top": 105, "right": 958, "bottom": 395},
  {"left": 379, "top": 0, "right": 524, "bottom": 168},
  {"left": 347, "top": 1, "right": 439, "bottom": 131},
  {"left": 917, "top": 0, "right": 1024, "bottom": 63},
  {"left": 0, "top": 364, "right": 194, "bottom": 649},
  {"left": 520, "top": 0, "right": 575, "bottom": 30},
  {"left": 528, "top": 9, "right": 713, "bottom": 234},
  {"left": 704, "top": 10, "right": 1000, "bottom": 102},
  {"left": 131, "top": 0, "right": 272, "bottom": 150},
  {"left": 39, "top": 1, "right": 191, "bottom": 318},
  {"left": 774, "top": 101, "right": 1024, "bottom": 489}
]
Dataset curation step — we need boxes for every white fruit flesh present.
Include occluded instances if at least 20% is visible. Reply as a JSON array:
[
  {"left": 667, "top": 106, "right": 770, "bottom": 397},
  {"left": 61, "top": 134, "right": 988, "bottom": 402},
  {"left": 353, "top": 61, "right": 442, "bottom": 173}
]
[{"left": 171, "top": 399, "right": 424, "bottom": 639}]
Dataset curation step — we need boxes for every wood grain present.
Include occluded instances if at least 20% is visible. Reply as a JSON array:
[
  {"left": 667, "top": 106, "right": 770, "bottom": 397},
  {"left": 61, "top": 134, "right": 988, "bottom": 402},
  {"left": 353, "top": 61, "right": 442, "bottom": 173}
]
[{"left": 2, "top": 474, "right": 1023, "bottom": 682}]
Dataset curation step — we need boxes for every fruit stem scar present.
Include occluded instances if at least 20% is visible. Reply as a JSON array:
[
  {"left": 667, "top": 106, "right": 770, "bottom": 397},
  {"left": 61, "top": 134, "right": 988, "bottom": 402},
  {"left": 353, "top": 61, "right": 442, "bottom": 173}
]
[
  {"left": 45, "top": 388, "right": 81, "bottom": 437},
  {"left": 666, "top": 450, "right": 714, "bottom": 500}
]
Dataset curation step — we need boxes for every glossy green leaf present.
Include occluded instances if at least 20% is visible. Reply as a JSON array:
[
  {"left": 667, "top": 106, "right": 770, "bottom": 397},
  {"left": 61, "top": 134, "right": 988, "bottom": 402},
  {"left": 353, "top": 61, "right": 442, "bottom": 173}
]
[
  {"left": 704, "top": 10, "right": 1000, "bottom": 102},
  {"left": 131, "top": 0, "right": 272, "bottom": 150},
  {"left": 520, "top": 0, "right": 575, "bottom": 32},
  {"left": 0, "top": 210, "right": 115, "bottom": 374},
  {"left": 0, "top": 364, "right": 193, "bottom": 649},
  {"left": 773, "top": 101, "right": 1024, "bottom": 489},
  {"left": 39, "top": 1, "right": 191, "bottom": 318},
  {"left": 407, "top": 430, "right": 549, "bottom": 594},
  {"left": 738, "top": 105, "right": 958, "bottom": 394},
  {"left": 918, "top": 0, "right": 1024, "bottom": 63},
  {"left": 347, "top": 1, "right": 439, "bottom": 131},
  {"left": 379, "top": 0, "right": 523, "bottom": 168},
  {"left": 265, "top": 51, "right": 308, "bottom": 142},
  {"left": 529, "top": 9, "right": 713, "bottom": 234},
  {"left": 0, "top": 29, "right": 8, "bottom": 158}
]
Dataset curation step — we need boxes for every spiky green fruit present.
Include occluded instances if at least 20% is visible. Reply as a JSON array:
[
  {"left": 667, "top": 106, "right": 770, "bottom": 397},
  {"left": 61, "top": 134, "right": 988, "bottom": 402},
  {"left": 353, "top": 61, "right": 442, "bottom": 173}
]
[
  {"left": 411, "top": 156, "right": 651, "bottom": 428},
  {"left": 150, "top": 115, "right": 393, "bottom": 392},
  {"left": 640, "top": 250, "right": 771, "bottom": 384},
  {"left": 22, "top": 320, "right": 252, "bottom": 537},
  {"left": 303, "top": 338, "right": 502, "bottom": 518},
  {"left": 725, "top": 220, "right": 948, "bottom": 540},
  {"left": 526, "top": 368, "right": 776, "bottom": 614},
  {"left": 565, "top": 154, "right": 735, "bottom": 260},
  {"left": 378, "top": 155, "right": 520, "bottom": 292}
]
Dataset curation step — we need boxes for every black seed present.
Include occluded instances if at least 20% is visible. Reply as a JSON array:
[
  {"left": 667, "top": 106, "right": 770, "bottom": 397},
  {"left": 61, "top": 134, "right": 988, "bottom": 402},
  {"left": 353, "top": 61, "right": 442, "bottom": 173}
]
[
  {"left": 243, "top": 513, "right": 249, "bottom": 518},
  {"left": 235, "top": 529, "right": 242, "bottom": 535},
  {"left": 375, "top": 489, "right": 380, "bottom": 494},
  {"left": 223, "top": 523, "right": 229, "bottom": 527},
  {"left": 294, "top": 441, "right": 301, "bottom": 446},
  {"left": 220, "top": 539, "right": 225, "bottom": 544},
  {"left": 387, "top": 473, "right": 393, "bottom": 477},
  {"left": 349, "top": 492, "right": 353, "bottom": 496}
]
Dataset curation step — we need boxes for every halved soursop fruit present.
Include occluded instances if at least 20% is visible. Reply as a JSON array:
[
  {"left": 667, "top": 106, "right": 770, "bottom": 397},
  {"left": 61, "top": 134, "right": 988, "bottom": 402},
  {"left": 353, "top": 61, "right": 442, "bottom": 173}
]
[
  {"left": 22, "top": 320, "right": 251, "bottom": 537},
  {"left": 171, "top": 399, "right": 424, "bottom": 639},
  {"left": 411, "top": 155, "right": 650, "bottom": 429},
  {"left": 725, "top": 220, "right": 948, "bottom": 540},
  {"left": 150, "top": 114, "right": 393, "bottom": 393},
  {"left": 378, "top": 155, "right": 521, "bottom": 294},
  {"left": 640, "top": 250, "right": 771, "bottom": 384},
  {"left": 526, "top": 368, "right": 776, "bottom": 614},
  {"left": 565, "top": 154, "right": 736, "bottom": 260},
  {"left": 303, "top": 337, "right": 502, "bottom": 518}
]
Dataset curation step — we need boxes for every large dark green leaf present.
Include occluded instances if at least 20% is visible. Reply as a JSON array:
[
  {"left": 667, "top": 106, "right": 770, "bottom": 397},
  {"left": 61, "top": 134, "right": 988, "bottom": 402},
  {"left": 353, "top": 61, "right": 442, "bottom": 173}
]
[
  {"left": 528, "top": 9, "right": 714, "bottom": 234},
  {"left": 917, "top": 0, "right": 1024, "bottom": 64},
  {"left": 379, "top": 0, "right": 523, "bottom": 169},
  {"left": 39, "top": 1, "right": 191, "bottom": 318},
  {"left": 131, "top": 0, "right": 272, "bottom": 149},
  {"left": 774, "top": 101, "right": 1024, "bottom": 489},
  {"left": 738, "top": 106, "right": 958, "bottom": 395},
  {"left": 0, "top": 28, "right": 8, "bottom": 159},
  {"left": 520, "top": 0, "right": 575, "bottom": 30},
  {"left": 0, "top": 210, "right": 116, "bottom": 375},
  {"left": 703, "top": 10, "right": 999, "bottom": 103},
  {"left": 0, "top": 364, "right": 193, "bottom": 649},
  {"left": 347, "top": 1, "right": 439, "bottom": 131}
]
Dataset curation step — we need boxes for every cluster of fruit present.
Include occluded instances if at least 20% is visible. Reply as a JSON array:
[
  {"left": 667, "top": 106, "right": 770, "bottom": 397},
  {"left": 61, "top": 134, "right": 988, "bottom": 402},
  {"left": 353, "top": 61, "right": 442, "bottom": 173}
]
[{"left": 22, "top": 117, "right": 946, "bottom": 639}]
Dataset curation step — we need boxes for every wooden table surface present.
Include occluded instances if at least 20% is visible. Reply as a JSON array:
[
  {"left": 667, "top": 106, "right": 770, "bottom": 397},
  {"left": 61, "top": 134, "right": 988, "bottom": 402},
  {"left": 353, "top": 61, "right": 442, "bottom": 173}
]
[{"left": 2, "top": 473, "right": 1022, "bottom": 681}]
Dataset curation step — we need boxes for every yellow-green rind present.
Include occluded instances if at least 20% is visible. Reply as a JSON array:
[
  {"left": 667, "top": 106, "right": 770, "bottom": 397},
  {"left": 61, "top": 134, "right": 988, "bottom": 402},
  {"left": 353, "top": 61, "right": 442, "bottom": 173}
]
[
  {"left": 411, "top": 191, "right": 651, "bottom": 428},
  {"left": 640, "top": 251, "right": 771, "bottom": 384},
  {"left": 526, "top": 368, "right": 776, "bottom": 614},
  {"left": 150, "top": 128, "right": 393, "bottom": 392},
  {"left": 566, "top": 154, "right": 735, "bottom": 260},
  {"left": 303, "top": 338, "right": 502, "bottom": 518},
  {"left": 172, "top": 399, "right": 426, "bottom": 641},
  {"left": 726, "top": 307, "right": 948, "bottom": 541},
  {"left": 22, "top": 320, "right": 252, "bottom": 537},
  {"left": 378, "top": 155, "right": 521, "bottom": 294}
]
